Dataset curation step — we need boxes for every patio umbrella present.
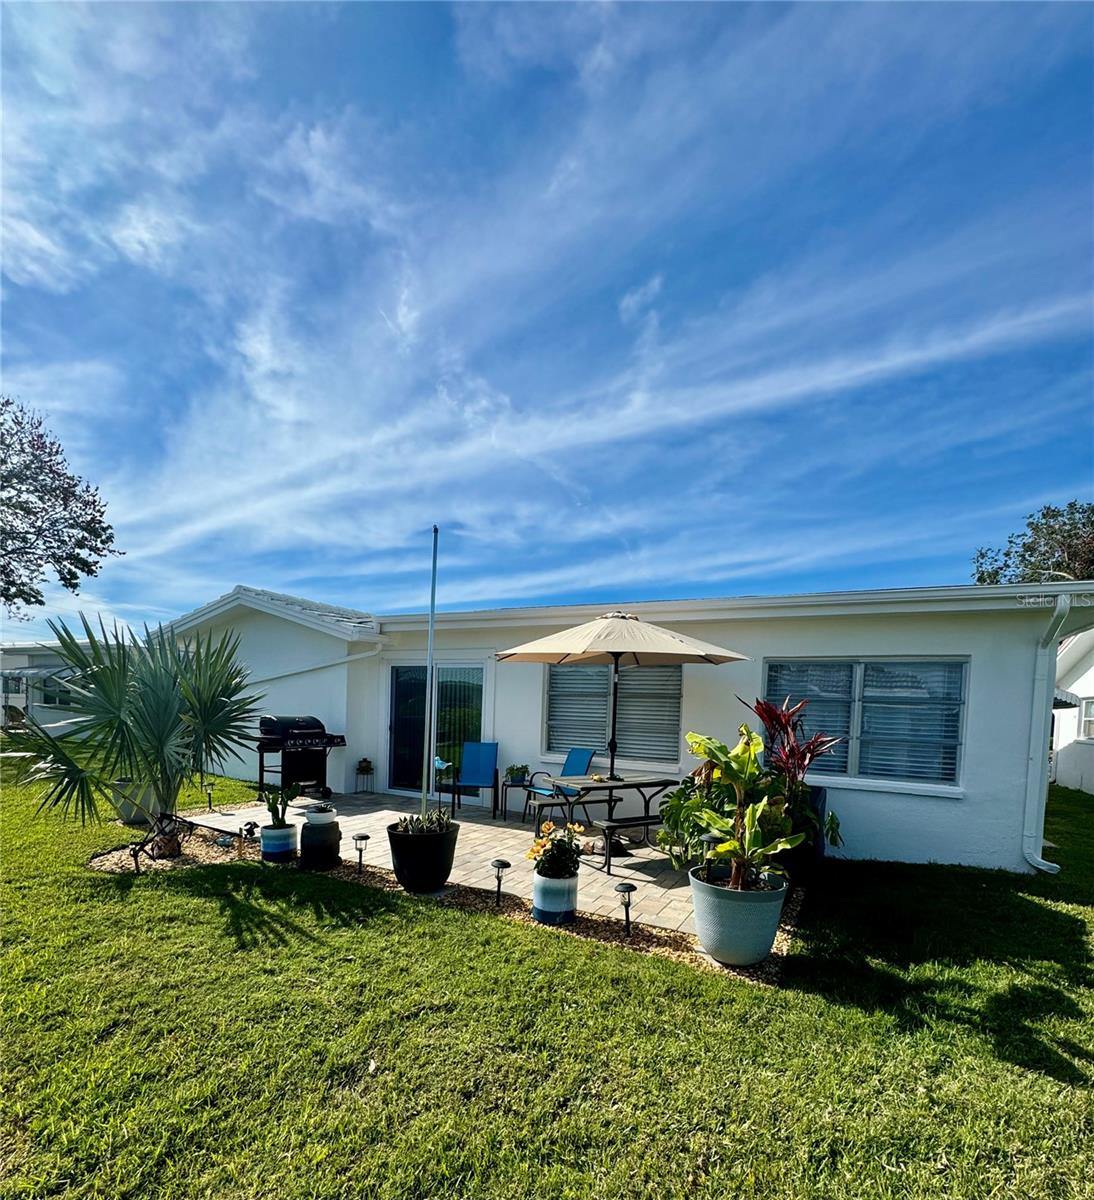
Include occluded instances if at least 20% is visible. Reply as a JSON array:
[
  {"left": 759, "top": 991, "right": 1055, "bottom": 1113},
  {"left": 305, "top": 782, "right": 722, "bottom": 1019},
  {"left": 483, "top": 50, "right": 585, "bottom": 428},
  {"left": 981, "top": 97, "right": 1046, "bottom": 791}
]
[{"left": 496, "top": 611, "right": 748, "bottom": 779}]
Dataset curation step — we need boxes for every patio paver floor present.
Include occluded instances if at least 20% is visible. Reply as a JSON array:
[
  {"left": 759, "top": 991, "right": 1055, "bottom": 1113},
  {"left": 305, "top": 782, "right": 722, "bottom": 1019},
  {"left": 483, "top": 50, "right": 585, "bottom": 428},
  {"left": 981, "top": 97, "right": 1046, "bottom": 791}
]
[{"left": 192, "top": 792, "right": 695, "bottom": 933}]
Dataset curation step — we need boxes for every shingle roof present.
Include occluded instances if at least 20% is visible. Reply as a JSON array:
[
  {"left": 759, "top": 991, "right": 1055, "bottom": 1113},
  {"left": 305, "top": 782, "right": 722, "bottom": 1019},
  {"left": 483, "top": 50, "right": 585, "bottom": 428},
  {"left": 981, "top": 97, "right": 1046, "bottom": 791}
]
[{"left": 170, "top": 585, "right": 378, "bottom": 641}]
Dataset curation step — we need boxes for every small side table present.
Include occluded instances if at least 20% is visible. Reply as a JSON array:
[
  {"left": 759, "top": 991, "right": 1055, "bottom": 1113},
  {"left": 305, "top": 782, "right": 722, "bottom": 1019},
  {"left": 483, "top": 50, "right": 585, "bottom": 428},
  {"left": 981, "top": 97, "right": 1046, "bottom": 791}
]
[
  {"left": 354, "top": 767, "right": 374, "bottom": 794},
  {"left": 499, "top": 779, "right": 530, "bottom": 821}
]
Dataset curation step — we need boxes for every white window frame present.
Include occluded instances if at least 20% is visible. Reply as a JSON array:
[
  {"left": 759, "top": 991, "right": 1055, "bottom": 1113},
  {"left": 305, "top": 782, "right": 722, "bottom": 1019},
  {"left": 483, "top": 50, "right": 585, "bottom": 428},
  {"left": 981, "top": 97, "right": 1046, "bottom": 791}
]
[
  {"left": 762, "top": 656, "right": 968, "bottom": 789},
  {"left": 540, "top": 663, "right": 683, "bottom": 769},
  {"left": 1081, "top": 699, "right": 1094, "bottom": 741},
  {"left": 38, "top": 677, "right": 74, "bottom": 708}
]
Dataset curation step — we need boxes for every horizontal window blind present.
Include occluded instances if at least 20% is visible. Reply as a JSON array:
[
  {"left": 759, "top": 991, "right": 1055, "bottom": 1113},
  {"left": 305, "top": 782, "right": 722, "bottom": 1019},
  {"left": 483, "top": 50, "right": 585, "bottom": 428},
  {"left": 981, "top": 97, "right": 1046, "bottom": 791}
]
[
  {"left": 859, "top": 661, "right": 963, "bottom": 783},
  {"left": 765, "top": 661, "right": 852, "bottom": 774},
  {"left": 765, "top": 659, "right": 966, "bottom": 785},
  {"left": 615, "top": 665, "right": 682, "bottom": 762},
  {"left": 546, "top": 665, "right": 609, "bottom": 755},
  {"left": 546, "top": 663, "right": 683, "bottom": 763}
]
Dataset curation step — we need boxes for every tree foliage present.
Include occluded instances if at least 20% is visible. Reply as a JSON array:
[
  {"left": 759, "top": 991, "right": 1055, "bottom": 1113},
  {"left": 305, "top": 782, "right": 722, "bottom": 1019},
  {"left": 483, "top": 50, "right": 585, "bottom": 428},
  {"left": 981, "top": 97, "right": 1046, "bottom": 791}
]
[
  {"left": 973, "top": 501, "right": 1094, "bottom": 585},
  {"left": 0, "top": 395, "right": 120, "bottom": 617}
]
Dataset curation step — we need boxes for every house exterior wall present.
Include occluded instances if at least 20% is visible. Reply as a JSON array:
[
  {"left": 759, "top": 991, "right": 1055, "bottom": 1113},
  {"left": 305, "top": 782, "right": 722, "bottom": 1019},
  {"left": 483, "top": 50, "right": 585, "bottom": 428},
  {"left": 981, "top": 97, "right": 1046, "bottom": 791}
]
[
  {"left": 1054, "top": 635, "right": 1094, "bottom": 794},
  {"left": 27, "top": 583, "right": 1079, "bottom": 873},
  {"left": 369, "top": 609, "right": 1040, "bottom": 872},
  {"left": 191, "top": 610, "right": 356, "bottom": 790}
]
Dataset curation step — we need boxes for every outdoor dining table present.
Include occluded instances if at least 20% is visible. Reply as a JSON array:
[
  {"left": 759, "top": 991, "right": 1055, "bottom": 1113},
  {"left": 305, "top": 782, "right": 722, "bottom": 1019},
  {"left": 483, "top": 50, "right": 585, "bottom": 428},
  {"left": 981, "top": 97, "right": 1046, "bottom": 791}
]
[{"left": 536, "top": 774, "right": 678, "bottom": 837}]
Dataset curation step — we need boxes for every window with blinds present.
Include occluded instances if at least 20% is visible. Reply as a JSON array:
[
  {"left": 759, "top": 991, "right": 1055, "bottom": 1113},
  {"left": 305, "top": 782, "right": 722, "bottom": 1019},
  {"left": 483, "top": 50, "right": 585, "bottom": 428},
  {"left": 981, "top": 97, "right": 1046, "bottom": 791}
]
[
  {"left": 764, "top": 659, "right": 966, "bottom": 785},
  {"left": 1081, "top": 699, "right": 1094, "bottom": 740},
  {"left": 546, "top": 664, "right": 682, "bottom": 763}
]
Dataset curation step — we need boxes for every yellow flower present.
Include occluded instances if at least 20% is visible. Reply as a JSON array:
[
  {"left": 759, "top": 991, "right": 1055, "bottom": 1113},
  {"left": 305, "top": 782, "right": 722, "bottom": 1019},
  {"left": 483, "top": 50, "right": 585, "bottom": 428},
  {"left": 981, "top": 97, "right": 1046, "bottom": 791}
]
[
  {"left": 541, "top": 820, "right": 555, "bottom": 834},
  {"left": 712, "top": 767, "right": 722, "bottom": 780}
]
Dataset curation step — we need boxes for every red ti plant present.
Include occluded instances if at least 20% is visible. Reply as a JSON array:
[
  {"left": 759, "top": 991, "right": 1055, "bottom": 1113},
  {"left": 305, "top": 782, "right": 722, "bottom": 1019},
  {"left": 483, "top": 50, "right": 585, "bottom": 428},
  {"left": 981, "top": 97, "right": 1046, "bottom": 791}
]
[{"left": 747, "top": 697, "right": 843, "bottom": 844}]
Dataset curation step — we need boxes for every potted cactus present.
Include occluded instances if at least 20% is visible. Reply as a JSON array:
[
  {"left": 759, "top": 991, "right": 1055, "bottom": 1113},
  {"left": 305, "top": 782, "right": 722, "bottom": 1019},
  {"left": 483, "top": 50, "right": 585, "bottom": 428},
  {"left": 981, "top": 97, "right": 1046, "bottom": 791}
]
[
  {"left": 259, "top": 785, "right": 300, "bottom": 863},
  {"left": 387, "top": 807, "right": 458, "bottom": 893}
]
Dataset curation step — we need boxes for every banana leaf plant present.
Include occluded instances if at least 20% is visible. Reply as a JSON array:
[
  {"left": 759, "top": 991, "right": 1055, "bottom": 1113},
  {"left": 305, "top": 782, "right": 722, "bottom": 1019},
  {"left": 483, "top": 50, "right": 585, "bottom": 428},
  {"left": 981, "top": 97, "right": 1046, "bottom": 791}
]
[
  {"left": 696, "top": 800, "right": 804, "bottom": 889},
  {"left": 2, "top": 615, "right": 260, "bottom": 858}
]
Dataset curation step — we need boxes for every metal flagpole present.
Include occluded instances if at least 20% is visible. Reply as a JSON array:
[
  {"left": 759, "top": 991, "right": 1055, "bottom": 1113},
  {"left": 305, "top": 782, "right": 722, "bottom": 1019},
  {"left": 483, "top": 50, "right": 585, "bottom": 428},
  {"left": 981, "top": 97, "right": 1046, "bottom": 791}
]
[{"left": 420, "top": 524, "right": 439, "bottom": 818}]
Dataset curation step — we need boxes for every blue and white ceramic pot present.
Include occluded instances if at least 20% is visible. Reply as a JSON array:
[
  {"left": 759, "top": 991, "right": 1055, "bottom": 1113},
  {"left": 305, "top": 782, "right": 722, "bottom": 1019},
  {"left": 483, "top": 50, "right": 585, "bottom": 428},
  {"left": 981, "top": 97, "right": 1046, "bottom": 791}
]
[
  {"left": 260, "top": 824, "right": 299, "bottom": 864},
  {"left": 532, "top": 871, "right": 579, "bottom": 925}
]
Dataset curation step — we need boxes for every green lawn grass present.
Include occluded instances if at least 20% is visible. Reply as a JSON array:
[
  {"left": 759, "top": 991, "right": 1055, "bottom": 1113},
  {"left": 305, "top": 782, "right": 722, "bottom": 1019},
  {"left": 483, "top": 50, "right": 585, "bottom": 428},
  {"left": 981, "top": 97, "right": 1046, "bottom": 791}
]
[{"left": 2, "top": 775, "right": 1092, "bottom": 1200}]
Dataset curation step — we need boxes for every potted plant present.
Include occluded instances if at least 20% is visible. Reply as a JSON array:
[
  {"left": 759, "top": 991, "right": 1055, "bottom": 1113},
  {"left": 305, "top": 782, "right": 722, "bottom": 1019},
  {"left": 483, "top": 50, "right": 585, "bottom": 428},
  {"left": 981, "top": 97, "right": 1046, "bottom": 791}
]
[
  {"left": 111, "top": 778, "right": 161, "bottom": 826},
  {"left": 304, "top": 801, "right": 338, "bottom": 825},
  {"left": 260, "top": 786, "right": 300, "bottom": 863},
  {"left": 504, "top": 763, "right": 530, "bottom": 785},
  {"left": 748, "top": 697, "right": 843, "bottom": 882},
  {"left": 662, "top": 728, "right": 803, "bottom": 965},
  {"left": 528, "top": 820, "right": 584, "bottom": 925},
  {"left": 387, "top": 807, "right": 458, "bottom": 893},
  {"left": 3, "top": 617, "right": 260, "bottom": 864}
]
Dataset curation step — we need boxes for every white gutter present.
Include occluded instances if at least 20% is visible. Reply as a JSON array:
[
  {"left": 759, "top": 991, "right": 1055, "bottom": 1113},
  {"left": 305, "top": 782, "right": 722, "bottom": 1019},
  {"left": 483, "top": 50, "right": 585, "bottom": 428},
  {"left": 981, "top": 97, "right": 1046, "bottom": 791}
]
[
  {"left": 1022, "top": 593, "right": 1070, "bottom": 873},
  {"left": 247, "top": 644, "right": 383, "bottom": 687}
]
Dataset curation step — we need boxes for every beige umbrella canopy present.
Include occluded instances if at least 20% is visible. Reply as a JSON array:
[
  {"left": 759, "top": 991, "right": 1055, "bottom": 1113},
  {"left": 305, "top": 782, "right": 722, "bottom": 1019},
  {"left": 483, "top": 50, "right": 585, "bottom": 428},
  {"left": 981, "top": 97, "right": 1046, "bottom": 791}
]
[{"left": 497, "top": 611, "right": 748, "bottom": 778}]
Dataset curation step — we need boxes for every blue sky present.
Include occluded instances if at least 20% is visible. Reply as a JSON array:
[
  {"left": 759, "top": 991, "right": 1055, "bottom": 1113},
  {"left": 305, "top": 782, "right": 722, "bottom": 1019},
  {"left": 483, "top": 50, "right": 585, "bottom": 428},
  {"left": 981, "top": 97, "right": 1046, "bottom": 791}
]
[{"left": 3, "top": 2, "right": 1092, "bottom": 637}]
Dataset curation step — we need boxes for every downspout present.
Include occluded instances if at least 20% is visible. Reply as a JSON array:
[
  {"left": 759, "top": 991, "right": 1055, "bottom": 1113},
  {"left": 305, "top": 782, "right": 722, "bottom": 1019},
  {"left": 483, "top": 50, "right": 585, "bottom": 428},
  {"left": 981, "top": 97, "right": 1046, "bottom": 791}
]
[{"left": 1022, "top": 593, "right": 1070, "bottom": 873}]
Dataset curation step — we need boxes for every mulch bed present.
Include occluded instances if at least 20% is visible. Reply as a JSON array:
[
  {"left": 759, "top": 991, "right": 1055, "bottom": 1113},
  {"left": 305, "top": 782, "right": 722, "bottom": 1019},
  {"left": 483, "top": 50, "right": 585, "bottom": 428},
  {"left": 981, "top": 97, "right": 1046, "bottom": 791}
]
[
  {"left": 89, "top": 824, "right": 260, "bottom": 874},
  {"left": 88, "top": 823, "right": 803, "bottom": 983}
]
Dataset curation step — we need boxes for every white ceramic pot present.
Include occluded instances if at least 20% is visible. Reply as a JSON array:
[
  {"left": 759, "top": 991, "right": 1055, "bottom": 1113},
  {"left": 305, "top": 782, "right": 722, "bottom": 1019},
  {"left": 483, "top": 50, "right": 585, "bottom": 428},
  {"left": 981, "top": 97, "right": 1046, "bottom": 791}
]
[
  {"left": 305, "top": 807, "right": 338, "bottom": 825},
  {"left": 532, "top": 871, "right": 579, "bottom": 925},
  {"left": 111, "top": 779, "right": 162, "bottom": 826}
]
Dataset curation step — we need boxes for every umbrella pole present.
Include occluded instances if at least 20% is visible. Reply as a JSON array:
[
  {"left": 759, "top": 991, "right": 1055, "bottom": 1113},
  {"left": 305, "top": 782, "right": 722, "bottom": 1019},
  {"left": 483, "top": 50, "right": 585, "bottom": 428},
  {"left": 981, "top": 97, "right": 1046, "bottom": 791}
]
[{"left": 608, "top": 652, "right": 621, "bottom": 781}]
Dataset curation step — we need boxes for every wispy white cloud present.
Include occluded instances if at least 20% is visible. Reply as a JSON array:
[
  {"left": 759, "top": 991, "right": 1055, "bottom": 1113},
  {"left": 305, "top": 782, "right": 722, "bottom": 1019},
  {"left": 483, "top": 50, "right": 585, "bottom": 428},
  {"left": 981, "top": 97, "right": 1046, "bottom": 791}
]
[{"left": 2, "top": 2, "right": 1090, "bottom": 630}]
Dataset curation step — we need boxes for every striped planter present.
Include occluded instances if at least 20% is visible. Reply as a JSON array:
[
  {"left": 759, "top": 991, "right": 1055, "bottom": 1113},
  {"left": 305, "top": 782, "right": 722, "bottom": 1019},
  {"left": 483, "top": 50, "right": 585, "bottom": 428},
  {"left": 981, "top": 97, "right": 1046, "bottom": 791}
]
[
  {"left": 260, "top": 824, "right": 299, "bottom": 864},
  {"left": 532, "top": 871, "right": 579, "bottom": 926}
]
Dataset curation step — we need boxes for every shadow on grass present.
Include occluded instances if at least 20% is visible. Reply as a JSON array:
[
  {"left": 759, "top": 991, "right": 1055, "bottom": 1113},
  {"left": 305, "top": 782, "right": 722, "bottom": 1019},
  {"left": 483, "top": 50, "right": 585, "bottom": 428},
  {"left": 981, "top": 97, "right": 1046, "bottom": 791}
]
[
  {"left": 783, "top": 857, "right": 1093, "bottom": 1085},
  {"left": 98, "top": 862, "right": 406, "bottom": 951}
]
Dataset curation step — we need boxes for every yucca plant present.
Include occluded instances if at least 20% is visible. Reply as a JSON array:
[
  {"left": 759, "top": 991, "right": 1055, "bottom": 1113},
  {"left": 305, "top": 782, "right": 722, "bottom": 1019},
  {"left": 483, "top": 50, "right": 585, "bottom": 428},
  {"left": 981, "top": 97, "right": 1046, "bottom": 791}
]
[{"left": 2, "top": 615, "right": 260, "bottom": 857}]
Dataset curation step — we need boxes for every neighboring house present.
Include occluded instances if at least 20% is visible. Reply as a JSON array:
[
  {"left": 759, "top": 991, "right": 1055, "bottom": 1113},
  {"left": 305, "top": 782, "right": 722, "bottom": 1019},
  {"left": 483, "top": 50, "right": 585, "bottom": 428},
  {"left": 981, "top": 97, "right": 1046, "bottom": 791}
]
[
  {"left": 1054, "top": 630, "right": 1094, "bottom": 794},
  {"left": 156, "top": 580, "right": 1094, "bottom": 876},
  {"left": 0, "top": 642, "right": 74, "bottom": 727}
]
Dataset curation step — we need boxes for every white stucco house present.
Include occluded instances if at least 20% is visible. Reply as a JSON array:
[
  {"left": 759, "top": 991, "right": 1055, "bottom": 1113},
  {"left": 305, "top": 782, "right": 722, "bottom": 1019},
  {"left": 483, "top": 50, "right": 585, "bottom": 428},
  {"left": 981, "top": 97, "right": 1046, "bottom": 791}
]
[
  {"left": 6, "top": 580, "right": 1093, "bottom": 875},
  {"left": 1053, "top": 629, "right": 1094, "bottom": 793}
]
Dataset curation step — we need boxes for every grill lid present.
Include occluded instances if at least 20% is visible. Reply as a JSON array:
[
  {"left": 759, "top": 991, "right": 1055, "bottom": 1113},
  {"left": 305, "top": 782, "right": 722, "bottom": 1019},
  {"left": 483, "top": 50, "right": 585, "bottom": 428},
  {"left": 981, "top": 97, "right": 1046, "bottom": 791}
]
[{"left": 259, "top": 714, "right": 327, "bottom": 738}]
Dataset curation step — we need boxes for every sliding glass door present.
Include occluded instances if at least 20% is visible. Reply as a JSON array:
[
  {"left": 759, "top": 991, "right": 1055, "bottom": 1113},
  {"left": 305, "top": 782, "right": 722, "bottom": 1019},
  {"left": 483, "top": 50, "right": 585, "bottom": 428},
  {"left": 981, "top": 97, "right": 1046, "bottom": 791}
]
[{"left": 388, "top": 664, "right": 485, "bottom": 796}]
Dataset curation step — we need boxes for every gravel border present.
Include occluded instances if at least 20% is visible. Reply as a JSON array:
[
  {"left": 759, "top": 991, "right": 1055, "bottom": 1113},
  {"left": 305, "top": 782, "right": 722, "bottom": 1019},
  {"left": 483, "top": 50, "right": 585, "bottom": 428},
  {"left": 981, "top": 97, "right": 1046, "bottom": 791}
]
[{"left": 88, "top": 828, "right": 802, "bottom": 983}]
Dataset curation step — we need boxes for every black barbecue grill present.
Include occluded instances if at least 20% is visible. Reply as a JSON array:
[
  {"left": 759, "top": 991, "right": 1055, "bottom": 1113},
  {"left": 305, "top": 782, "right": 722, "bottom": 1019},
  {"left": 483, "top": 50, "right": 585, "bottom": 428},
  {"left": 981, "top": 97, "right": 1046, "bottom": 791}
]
[{"left": 257, "top": 715, "right": 347, "bottom": 798}]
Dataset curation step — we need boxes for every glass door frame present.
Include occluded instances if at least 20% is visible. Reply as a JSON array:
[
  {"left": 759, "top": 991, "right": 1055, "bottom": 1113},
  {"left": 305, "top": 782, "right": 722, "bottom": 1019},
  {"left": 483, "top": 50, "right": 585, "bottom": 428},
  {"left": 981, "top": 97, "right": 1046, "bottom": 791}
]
[{"left": 380, "top": 653, "right": 495, "bottom": 798}]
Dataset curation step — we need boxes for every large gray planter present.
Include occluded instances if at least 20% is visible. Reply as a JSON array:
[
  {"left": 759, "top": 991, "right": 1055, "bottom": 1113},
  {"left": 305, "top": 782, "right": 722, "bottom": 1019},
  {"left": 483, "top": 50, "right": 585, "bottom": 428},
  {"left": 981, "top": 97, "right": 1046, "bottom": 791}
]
[
  {"left": 111, "top": 779, "right": 162, "bottom": 826},
  {"left": 688, "top": 867, "right": 788, "bottom": 966}
]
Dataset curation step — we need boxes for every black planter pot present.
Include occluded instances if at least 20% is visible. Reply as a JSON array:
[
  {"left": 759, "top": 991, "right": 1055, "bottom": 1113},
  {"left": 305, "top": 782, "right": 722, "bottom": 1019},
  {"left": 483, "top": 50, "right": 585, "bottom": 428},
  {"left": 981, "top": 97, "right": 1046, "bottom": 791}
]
[
  {"left": 299, "top": 820, "right": 341, "bottom": 871},
  {"left": 387, "top": 822, "right": 460, "bottom": 894},
  {"left": 776, "top": 786, "right": 828, "bottom": 886}
]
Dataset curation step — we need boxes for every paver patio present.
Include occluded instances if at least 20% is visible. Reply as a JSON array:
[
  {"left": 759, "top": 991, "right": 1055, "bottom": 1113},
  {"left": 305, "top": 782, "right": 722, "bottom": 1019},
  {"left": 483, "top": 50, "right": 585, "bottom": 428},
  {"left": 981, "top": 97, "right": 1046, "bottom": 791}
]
[{"left": 193, "top": 792, "right": 697, "bottom": 932}]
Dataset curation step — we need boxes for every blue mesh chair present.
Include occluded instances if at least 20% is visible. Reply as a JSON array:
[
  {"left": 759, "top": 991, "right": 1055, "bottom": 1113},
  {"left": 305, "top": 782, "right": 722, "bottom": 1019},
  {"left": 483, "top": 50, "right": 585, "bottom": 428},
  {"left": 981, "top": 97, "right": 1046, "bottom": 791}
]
[
  {"left": 440, "top": 741, "right": 499, "bottom": 817},
  {"left": 523, "top": 747, "right": 596, "bottom": 831}
]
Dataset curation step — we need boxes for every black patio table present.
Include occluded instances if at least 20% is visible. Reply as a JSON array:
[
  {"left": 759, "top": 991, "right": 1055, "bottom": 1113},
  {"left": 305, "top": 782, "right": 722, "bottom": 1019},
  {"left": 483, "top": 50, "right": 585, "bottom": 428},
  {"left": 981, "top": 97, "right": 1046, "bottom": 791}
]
[{"left": 534, "top": 773, "right": 678, "bottom": 837}]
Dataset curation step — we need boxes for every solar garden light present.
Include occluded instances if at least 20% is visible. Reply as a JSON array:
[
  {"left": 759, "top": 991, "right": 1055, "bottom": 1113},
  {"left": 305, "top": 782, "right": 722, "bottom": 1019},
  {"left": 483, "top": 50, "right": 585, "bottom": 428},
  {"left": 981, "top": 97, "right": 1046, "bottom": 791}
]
[
  {"left": 490, "top": 858, "right": 511, "bottom": 905},
  {"left": 353, "top": 832, "right": 371, "bottom": 874},
  {"left": 614, "top": 881, "right": 637, "bottom": 935},
  {"left": 206, "top": 785, "right": 214, "bottom": 812}
]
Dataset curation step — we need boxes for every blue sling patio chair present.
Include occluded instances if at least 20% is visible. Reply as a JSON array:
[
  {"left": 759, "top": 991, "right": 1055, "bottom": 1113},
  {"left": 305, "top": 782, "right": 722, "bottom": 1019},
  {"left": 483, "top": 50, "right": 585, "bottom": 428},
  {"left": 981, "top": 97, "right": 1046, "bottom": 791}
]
[
  {"left": 522, "top": 746, "right": 596, "bottom": 832},
  {"left": 439, "top": 741, "right": 500, "bottom": 817}
]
